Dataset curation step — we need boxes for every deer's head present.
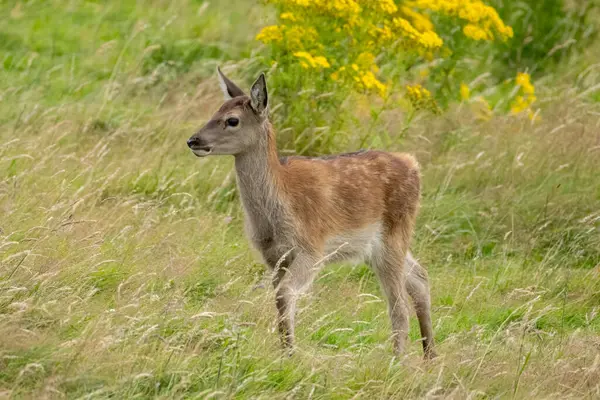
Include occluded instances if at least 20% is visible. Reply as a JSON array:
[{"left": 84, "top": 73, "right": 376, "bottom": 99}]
[{"left": 187, "top": 68, "right": 269, "bottom": 157}]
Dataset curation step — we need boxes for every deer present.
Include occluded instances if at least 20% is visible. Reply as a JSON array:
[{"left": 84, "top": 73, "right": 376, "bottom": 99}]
[{"left": 186, "top": 67, "right": 436, "bottom": 359}]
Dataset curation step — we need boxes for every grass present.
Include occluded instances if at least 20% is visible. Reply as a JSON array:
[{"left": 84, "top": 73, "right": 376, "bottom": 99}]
[{"left": 1, "top": 0, "right": 599, "bottom": 398}]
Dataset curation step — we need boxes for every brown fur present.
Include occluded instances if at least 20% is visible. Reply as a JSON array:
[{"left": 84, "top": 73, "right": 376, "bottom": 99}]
[{"left": 187, "top": 69, "right": 436, "bottom": 358}]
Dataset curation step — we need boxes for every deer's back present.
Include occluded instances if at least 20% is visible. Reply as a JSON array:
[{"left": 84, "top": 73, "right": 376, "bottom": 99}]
[{"left": 277, "top": 150, "right": 420, "bottom": 250}]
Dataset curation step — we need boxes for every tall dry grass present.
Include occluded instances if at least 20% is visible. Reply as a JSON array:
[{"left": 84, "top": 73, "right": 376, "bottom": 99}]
[{"left": 1, "top": 70, "right": 599, "bottom": 397}]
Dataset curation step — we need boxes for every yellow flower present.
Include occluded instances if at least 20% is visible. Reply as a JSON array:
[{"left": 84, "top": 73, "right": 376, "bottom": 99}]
[
  {"left": 400, "top": 6, "right": 434, "bottom": 32},
  {"left": 460, "top": 82, "right": 470, "bottom": 100},
  {"left": 360, "top": 71, "right": 387, "bottom": 97},
  {"left": 256, "top": 25, "right": 284, "bottom": 43},
  {"left": 280, "top": 12, "right": 297, "bottom": 22},
  {"left": 377, "top": 0, "right": 398, "bottom": 14},
  {"left": 355, "top": 52, "right": 378, "bottom": 71},
  {"left": 293, "top": 52, "right": 330, "bottom": 69},
  {"left": 368, "top": 23, "right": 395, "bottom": 43},
  {"left": 287, "top": 0, "right": 361, "bottom": 18},
  {"left": 511, "top": 72, "right": 537, "bottom": 115},
  {"left": 406, "top": 84, "right": 439, "bottom": 112},
  {"left": 392, "top": 17, "right": 443, "bottom": 49},
  {"left": 463, "top": 24, "right": 492, "bottom": 41},
  {"left": 516, "top": 72, "right": 535, "bottom": 94},
  {"left": 406, "top": 84, "right": 438, "bottom": 111},
  {"left": 286, "top": 0, "right": 311, "bottom": 6},
  {"left": 411, "top": 0, "right": 513, "bottom": 41},
  {"left": 258, "top": 0, "right": 512, "bottom": 103},
  {"left": 331, "top": 0, "right": 361, "bottom": 15},
  {"left": 419, "top": 31, "right": 443, "bottom": 48},
  {"left": 511, "top": 95, "right": 524, "bottom": 113},
  {"left": 393, "top": 17, "right": 421, "bottom": 40},
  {"left": 313, "top": 56, "right": 330, "bottom": 68}
]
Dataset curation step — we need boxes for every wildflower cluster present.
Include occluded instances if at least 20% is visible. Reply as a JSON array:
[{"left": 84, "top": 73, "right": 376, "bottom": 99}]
[
  {"left": 329, "top": 52, "right": 387, "bottom": 97},
  {"left": 511, "top": 72, "right": 538, "bottom": 120},
  {"left": 405, "top": 84, "right": 441, "bottom": 113},
  {"left": 411, "top": 0, "right": 514, "bottom": 41},
  {"left": 257, "top": 0, "right": 512, "bottom": 103},
  {"left": 293, "top": 51, "right": 330, "bottom": 69}
]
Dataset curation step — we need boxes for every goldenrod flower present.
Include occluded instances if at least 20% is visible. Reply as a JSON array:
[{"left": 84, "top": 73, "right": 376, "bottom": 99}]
[
  {"left": 516, "top": 72, "right": 535, "bottom": 94},
  {"left": 293, "top": 52, "right": 330, "bottom": 69},
  {"left": 406, "top": 84, "right": 440, "bottom": 112},
  {"left": 511, "top": 72, "right": 538, "bottom": 116},
  {"left": 258, "top": 0, "right": 513, "bottom": 102},
  {"left": 376, "top": 0, "right": 398, "bottom": 14},
  {"left": 360, "top": 71, "right": 386, "bottom": 96},
  {"left": 460, "top": 82, "right": 470, "bottom": 100},
  {"left": 400, "top": 6, "right": 434, "bottom": 32},
  {"left": 406, "top": 84, "right": 430, "bottom": 100},
  {"left": 411, "top": 0, "right": 513, "bottom": 41},
  {"left": 256, "top": 25, "right": 284, "bottom": 43},
  {"left": 355, "top": 52, "right": 377, "bottom": 71},
  {"left": 463, "top": 24, "right": 492, "bottom": 41},
  {"left": 368, "top": 23, "right": 395, "bottom": 43},
  {"left": 280, "top": 12, "right": 298, "bottom": 22},
  {"left": 393, "top": 17, "right": 443, "bottom": 49},
  {"left": 511, "top": 96, "right": 528, "bottom": 114},
  {"left": 419, "top": 31, "right": 443, "bottom": 48}
]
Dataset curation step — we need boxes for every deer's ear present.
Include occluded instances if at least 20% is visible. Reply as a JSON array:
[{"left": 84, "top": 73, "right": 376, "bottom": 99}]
[
  {"left": 250, "top": 73, "right": 268, "bottom": 115},
  {"left": 217, "top": 66, "right": 245, "bottom": 100}
]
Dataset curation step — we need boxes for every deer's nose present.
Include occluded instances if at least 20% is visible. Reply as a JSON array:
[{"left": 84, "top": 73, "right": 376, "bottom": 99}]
[{"left": 187, "top": 137, "right": 202, "bottom": 149}]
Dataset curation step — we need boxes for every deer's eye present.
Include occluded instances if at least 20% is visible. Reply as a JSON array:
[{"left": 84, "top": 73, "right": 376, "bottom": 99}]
[{"left": 226, "top": 117, "right": 239, "bottom": 127}]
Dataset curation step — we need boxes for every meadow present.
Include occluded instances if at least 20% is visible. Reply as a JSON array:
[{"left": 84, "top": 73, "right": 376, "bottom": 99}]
[{"left": 1, "top": 0, "right": 599, "bottom": 398}]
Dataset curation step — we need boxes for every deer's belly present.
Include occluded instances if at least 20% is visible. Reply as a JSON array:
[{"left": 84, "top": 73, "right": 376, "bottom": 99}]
[{"left": 323, "top": 223, "right": 383, "bottom": 263}]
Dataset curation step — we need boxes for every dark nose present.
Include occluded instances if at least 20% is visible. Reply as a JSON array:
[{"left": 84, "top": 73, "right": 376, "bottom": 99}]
[{"left": 187, "top": 137, "right": 201, "bottom": 149}]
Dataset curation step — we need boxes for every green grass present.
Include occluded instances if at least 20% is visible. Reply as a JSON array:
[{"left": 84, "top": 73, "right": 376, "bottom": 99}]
[{"left": 1, "top": 1, "right": 599, "bottom": 398}]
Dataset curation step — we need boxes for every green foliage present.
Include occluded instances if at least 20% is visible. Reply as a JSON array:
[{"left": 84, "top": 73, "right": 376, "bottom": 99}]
[
  {"left": 490, "top": 0, "right": 597, "bottom": 75},
  {"left": 255, "top": 0, "right": 516, "bottom": 153},
  {"left": 90, "top": 264, "right": 128, "bottom": 292},
  {"left": 141, "top": 41, "right": 228, "bottom": 81},
  {"left": 253, "top": 0, "right": 599, "bottom": 153},
  {"left": 184, "top": 278, "right": 219, "bottom": 305}
]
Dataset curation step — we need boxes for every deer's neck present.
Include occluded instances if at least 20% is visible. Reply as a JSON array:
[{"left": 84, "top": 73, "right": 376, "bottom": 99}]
[{"left": 234, "top": 122, "right": 285, "bottom": 234}]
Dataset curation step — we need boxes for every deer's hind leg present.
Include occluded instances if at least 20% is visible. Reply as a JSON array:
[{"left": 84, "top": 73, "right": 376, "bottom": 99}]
[
  {"left": 368, "top": 235, "right": 411, "bottom": 356},
  {"left": 405, "top": 252, "right": 437, "bottom": 359}
]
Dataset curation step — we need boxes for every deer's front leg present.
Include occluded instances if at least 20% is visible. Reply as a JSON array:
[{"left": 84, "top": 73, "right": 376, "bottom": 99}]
[{"left": 271, "top": 251, "right": 320, "bottom": 353}]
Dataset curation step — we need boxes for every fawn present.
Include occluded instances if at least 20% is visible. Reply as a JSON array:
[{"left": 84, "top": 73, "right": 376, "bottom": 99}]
[{"left": 187, "top": 67, "right": 436, "bottom": 359}]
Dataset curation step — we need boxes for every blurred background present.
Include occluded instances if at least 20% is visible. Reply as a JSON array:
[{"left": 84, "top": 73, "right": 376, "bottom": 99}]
[{"left": 1, "top": 0, "right": 599, "bottom": 398}]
